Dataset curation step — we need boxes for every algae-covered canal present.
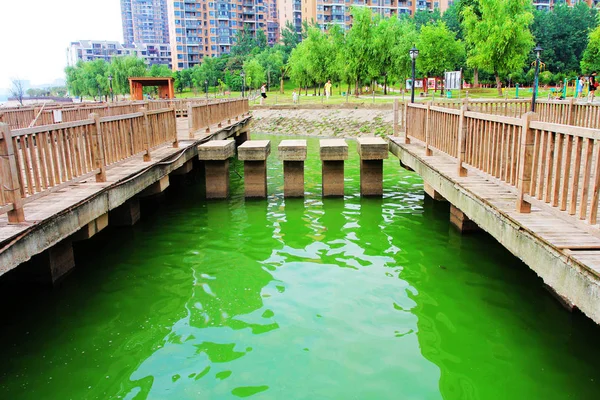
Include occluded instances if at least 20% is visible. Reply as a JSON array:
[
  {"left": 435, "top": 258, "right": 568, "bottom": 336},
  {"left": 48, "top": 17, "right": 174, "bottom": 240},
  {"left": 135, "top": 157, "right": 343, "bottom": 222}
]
[{"left": 1, "top": 134, "right": 599, "bottom": 400}]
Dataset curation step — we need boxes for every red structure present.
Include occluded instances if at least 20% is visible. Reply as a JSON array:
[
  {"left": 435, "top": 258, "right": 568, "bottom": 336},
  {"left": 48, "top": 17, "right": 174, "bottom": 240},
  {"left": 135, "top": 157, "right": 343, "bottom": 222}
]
[{"left": 128, "top": 77, "right": 175, "bottom": 101}]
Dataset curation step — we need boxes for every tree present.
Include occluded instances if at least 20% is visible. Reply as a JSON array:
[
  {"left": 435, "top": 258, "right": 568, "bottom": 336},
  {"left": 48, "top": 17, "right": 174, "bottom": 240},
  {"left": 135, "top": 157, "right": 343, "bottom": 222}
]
[
  {"left": 10, "top": 79, "right": 25, "bottom": 105},
  {"left": 255, "top": 29, "right": 268, "bottom": 50},
  {"left": 371, "top": 16, "right": 404, "bottom": 94},
  {"left": 108, "top": 56, "right": 146, "bottom": 96},
  {"left": 231, "top": 25, "right": 255, "bottom": 56},
  {"left": 243, "top": 58, "right": 265, "bottom": 90},
  {"left": 255, "top": 48, "right": 284, "bottom": 91},
  {"left": 303, "top": 27, "right": 332, "bottom": 95},
  {"left": 417, "top": 21, "right": 465, "bottom": 79},
  {"left": 582, "top": 24, "right": 600, "bottom": 74},
  {"left": 533, "top": 3, "right": 598, "bottom": 73},
  {"left": 462, "top": 0, "right": 534, "bottom": 95},
  {"left": 345, "top": 6, "right": 376, "bottom": 96},
  {"left": 281, "top": 21, "right": 300, "bottom": 54},
  {"left": 442, "top": 0, "right": 463, "bottom": 40},
  {"left": 149, "top": 64, "right": 173, "bottom": 77},
  {"left": 288, "top": 44, "right": 312, "bottom": 94},
  {"left": 414, "top": 9, "right": 441, "bottom": 31},
  {"left": 390, "top": 19, "right": 419, "bottom": 88}
]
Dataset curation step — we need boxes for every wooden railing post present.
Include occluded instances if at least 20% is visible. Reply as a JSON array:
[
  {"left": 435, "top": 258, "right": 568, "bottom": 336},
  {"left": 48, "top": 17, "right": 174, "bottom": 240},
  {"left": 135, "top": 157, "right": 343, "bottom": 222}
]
[
  {"left": 0, "top": 123, "right": 25, "bottom": 223},
  {"left": 172, "top": 107, "right": 179, "bottom": 148},
  {"left": 457, "top": 105, "right": 468, "bottom": 177},
  {"left": 425, "top": 101, "right": 432, "bottom": 156},
  {"left": 516, "top": 112, "right": 537, "bottom": 213},
  {"left": 393, "top": 99, "right": 399, "bottom": 136},
  {"left": 567, "top": 97, "right": 575, "bottom": 126},
  {"left": 140, "top": 107, "right": 151, "bottom": 162},
  {"left": 188, "top": 102, "right": 194, "bottom": 139},
  {"left": 90, "top": 113, "right": 107, "bottom": 182}
]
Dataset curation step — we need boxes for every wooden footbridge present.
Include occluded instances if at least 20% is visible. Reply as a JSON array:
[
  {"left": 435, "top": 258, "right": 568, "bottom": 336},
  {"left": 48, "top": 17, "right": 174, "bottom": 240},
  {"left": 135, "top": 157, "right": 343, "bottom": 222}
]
[
  {"left": 0, "top": 98, "right": 250, "bottom": 282},
  {"left": 389, "top": 98, "right": 600, "bottom": 325}
]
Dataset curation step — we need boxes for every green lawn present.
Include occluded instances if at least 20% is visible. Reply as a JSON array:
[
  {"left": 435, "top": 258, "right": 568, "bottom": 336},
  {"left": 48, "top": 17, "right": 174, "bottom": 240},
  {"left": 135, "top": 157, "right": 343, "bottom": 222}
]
[{"left": 172, "top": 82, "right": 575, "bottom": 105}]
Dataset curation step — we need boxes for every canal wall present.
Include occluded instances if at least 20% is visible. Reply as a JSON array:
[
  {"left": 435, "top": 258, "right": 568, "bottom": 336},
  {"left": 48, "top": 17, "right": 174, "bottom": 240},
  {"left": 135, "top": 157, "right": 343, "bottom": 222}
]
[{"left": 250, "top": 105, "right": 394, "bottom": 137}]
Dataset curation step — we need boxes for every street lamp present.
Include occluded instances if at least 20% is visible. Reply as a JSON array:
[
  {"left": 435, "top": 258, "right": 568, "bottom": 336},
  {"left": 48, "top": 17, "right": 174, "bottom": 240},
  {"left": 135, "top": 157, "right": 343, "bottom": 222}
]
[
  {"left": 531, "top": 44, "right": 543, "bottom": 112},
  {"left": 240, "top": 72, "right": 246, "bottom": 98},
  {"left": 108, "top": 74, "right": 114, "bottom": 103},
  {"left": 205, "top": 80, "right": 208, "bottom": 99},
  {"left": 409, "top": 46, "right": 419, "bottom": 103}
]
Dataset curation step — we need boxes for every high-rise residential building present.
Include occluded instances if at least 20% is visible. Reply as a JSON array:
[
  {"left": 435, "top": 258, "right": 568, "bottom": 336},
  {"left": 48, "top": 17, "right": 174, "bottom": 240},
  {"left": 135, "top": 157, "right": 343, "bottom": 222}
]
[
  {"left": 167, "top": 0, "right": 278, "bottom": 70},
  {"left": 277, "top": 0, "right": 302, "bottom": 35},
  {"left": 121, "top": 0, "right": 170, "bottom": 45},
  {"left": 68, "top": 40, "right": 172, "bottom": 68}
]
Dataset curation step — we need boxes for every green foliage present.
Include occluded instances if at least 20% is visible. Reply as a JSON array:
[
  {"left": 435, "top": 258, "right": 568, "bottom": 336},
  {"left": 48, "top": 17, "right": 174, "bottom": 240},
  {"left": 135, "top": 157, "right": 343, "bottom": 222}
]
[
  {"left": 532, "top": 3, "right": 598, "bottom": 73},
  {"left": 149, "top": 64, "right": 172, "bottom": 77},
  {"left": 581, "top": 23, "right": 600, "bottom": 74},
  {"left": 462, "top": 0, "right": 534, "bottom": 92},
  {"left": 281, "top": 21, "right": 300, "bottom": 53},
  {"left": 243, "top": 58, "right": 265, "bottom": 89},
  {"left": 345, "top": 7, "right": 376, "bottom": 92},
  {"left": 413, "top": 9, "right": 441, "bottom": 30},
  {"left": 416, "top": 21, "right": 465, "bottom": 77}
]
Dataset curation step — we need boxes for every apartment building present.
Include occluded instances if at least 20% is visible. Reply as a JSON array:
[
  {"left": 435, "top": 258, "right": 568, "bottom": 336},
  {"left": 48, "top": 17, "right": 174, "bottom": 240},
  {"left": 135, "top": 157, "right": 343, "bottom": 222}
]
[
  {"left": 121, "top": 0, "right": 171, "bottom": 45},
  {"left": 532, "top": 0, "right": 600, "bottom": 10},
  {"left": 168, "top": 0, "right": 279, "bottom": 70},
  {"left": 68, "top": 41, "right": 172, "bottom": 68}
]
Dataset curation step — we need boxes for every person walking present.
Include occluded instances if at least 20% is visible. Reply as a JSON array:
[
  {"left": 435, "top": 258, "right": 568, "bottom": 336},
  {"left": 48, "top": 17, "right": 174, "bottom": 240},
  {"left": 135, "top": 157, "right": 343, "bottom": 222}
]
[
  {"left": 577, "top": 76, "right": 585, "bottom": 98},
  {"left": 324, "top": 80, "right": 332, "bottom": 100},
  {"left": 292, "top": 90, "right": 298, "bottom": 104},
  {"left": 589, "top": 72, "right": 597, "bottom": 102},
  {"left": 260, "top": 83, "right": 267, "bottom": 105}
]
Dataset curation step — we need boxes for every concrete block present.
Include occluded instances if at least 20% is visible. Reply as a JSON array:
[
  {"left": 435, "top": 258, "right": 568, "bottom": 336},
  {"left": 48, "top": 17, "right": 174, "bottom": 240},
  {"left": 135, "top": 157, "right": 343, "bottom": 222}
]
[
  {"left": 205, "top": 159, "right": 230, "bottom": 199},
  {"left": 322, "top": 160, "right": 344, "bottom": 197},
  {"left": 320, "top": 139, "right": 348, "bottom": 161},
  {"left": 171, "top": 160, "right": 194, "bottom": 175},
  {"left": 198, "top": 140, "right": 235, "bottom": 160},
  {"left": 74, "top": 213, "right": 109, "bottom": 241},
  {"left": 283, "top": 160, "right": 304, "bottom": 197},
  {"left": 278, "top": 140, "right": 307, "bottom": 161},
  {"left": 450, "top": 205, "right": 480, "bottom": 233},
  {"left": 424, "top": 182, "right": 446, "bottom": 201},
  {"left": 30, "top": 239, "right": 75, "bottom": 284},
  {"left": 244, "top": 161, "right": 268, "bottom": 198},
  {"left": 139, "top": 176, "right": 170, "bottom": 197},
  {"left": 238, "top": 140, "right": 271, "bottom": 161},
  {"left": 110, "top": 198, "right": 141, "bottom": 226},
  {"left": 360, "top": 160, "right": 383, "bottom": 196},
  {"left": 357, "top": 137, "right": 389, "bottom": 160}
]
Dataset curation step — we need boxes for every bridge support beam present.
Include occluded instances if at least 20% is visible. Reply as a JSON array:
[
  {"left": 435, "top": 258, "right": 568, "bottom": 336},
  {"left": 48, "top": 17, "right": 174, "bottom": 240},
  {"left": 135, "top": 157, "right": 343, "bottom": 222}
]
[
  {"left": 279, "top": 140, "right": 307, "bottom": 198},
  {"left": 198, "top": 140, "right": 235, "bottom": 199},
  {"left": 450, "top": 205, "right": 480, "bottom": 233},
  {"left": 110, "top": 198, "right": 141, "bottom": 226},
  {"left": 74, "top": 213, "right": 109, "bottom": 241},
  {"left": 424, "top": 182, "right": 446, "bottom": 201},
  {"left": 139, "top": 176, "right": 170, "bottom": 197},
  {"left": 320, "top": 139, "right": 348, "bottom": 197},
  {"left": 30, "top": 239, "right": 76, "bottom": 285},
  {"left": 238, "top": 140, "right": 271, "bottom": 198},
  {"left": 357, "top": 137, "right": 388, "bottom": 197},
  {"left": 235, "top": 130, "right": 250, "bottom": 147},
  {"left": 171, "top": 160, "right": 194, "bottom": 176}
]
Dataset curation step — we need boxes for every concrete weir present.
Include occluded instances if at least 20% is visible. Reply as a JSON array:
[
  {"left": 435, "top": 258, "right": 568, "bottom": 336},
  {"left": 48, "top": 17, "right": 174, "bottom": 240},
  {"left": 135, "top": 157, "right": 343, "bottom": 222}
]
[
  {"left": 278, "top": 140, "right": 307, "bottom": 198},
  {"left": 238, "top": 140, "right": 271, "bottom": 198},
  {"left": 320, "top": 139, "right": 348, "bottom": 197},
  {"left": 356, "top": 137, "right": 388, "bottom": 197}
]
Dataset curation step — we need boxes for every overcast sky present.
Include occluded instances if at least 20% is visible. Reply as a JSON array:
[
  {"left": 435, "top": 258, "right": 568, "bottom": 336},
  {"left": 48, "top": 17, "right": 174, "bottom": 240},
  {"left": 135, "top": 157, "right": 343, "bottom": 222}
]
[{"left": 0, "top": 0, "right": 123, "bottom": 90}]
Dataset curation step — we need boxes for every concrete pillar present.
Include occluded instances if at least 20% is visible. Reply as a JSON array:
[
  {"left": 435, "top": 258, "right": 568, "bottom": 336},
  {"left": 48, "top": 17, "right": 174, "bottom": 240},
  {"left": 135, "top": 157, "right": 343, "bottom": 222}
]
[
  {"left": 74, "top": 213, "right": 109, "bottom": 241},
  {"left": 198, "top": 140, "right": 235, "bottom": 199},
  {"left": 110, "top": 198, "right": 141, "bottom": 226},
  {"left": 238, "top": 140, "right": 271, "bottom": 198},
  {"left": 139, "top": 176, "right": 170, "bottom": 197},
  {"left": 320, "top": 139, "right": 348, "bottom": 197},
  {"left": 424, "top": 182, "right": 446, "bottom": 201},
  {"left": 171, "top": 160, "right": 194, "bottom": 176},
  {"left": 235, "top": 130, "right": 250, "bottom": 146},
  {"left": 278, "top": 140, "right": 307, "bottom": 198},
  {"left": 450, "top": 205, "right": 480, "bottom": 233},
  {"left": 356, "top": 137, "right": 388, "bottom": 197},
  {"left": 30, "top": 239, "right": 76, "bottom": 284}
]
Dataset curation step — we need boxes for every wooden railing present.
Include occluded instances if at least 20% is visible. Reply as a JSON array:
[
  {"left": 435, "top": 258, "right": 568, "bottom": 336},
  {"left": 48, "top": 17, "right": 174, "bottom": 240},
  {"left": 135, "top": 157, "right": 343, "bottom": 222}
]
[
  {"left": 188, "top": 99, "right": 249, "bottom": 138},
  {"left": 0, "top": 98, "right": 229, "bottom": 129},
  {"left": 0, "top": 98, "right": 248, "bottom": 223},
  {"left": 433, "top": 98, "right": 600, "bottom": 129},
  {"left": 405, "top": 102, "right": 600, "bottom": 226}
]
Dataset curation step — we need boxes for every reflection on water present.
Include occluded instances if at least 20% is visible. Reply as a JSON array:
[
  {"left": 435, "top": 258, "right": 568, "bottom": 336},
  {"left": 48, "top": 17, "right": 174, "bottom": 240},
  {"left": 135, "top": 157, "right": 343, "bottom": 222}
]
[{"left": 0, "top": 135, "right": 599, "bottom": 400}]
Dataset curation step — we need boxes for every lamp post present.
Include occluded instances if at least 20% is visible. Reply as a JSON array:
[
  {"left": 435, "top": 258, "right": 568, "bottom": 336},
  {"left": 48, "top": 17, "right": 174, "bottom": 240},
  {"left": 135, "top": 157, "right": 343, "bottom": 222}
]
[
  {"left": 108, "top": 74, "right": 113, "bottom": 103},
  {"left": 531, "top": 45, "right": 543, "bottom": 112},
  {"left": 240, "top": 72, "right": 246, "bottom": 98},
  {"left": 205, "top": 80, "right": 208, "bottom": 99},
  {"left": 409, "top": 46, "right": 419, "bottom": 103}
]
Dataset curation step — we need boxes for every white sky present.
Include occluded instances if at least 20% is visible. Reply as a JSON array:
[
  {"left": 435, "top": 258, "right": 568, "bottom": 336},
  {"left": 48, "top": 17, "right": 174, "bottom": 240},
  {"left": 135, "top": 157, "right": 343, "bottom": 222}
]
[{"left": 0, "top": 0, "right": 123, "bottom": 90}]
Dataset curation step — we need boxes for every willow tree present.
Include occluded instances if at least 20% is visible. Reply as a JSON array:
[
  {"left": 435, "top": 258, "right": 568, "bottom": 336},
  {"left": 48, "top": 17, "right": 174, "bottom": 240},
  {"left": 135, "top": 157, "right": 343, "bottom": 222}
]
[
  {"left": 345, "top": 6, "right": 375, "bottom": 96},
  {"left": 462, "top": 0, "right": 534, "bottom": 96},
  {"left": 581, "top": 24, "right": 600, "bottom": 74},
  {"left": 417, "top": 21, "right": 465, "bottom": 88}
]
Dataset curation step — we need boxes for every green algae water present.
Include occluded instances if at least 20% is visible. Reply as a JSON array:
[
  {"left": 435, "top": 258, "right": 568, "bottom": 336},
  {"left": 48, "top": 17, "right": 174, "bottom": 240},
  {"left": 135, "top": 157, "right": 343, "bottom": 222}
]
[{"left": 1, "top": 134, "right": 600, "bottom": 400}]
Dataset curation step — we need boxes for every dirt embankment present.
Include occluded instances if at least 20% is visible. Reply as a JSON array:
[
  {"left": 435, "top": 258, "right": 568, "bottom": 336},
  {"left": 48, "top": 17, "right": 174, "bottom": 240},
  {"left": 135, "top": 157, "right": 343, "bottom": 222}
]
[{"left": 249, "top": 106, "right": 394, "bottom": 137}]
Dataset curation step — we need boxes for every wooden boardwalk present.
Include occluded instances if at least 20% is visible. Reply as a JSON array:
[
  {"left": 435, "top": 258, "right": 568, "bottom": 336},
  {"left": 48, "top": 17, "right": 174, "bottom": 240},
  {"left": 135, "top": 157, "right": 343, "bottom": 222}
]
[
  {"left": 390, "top": 135, "right": 600, "bottom": 324},
  {"left": 0, "top": 115, "right": 250, "bottom": 276}
]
